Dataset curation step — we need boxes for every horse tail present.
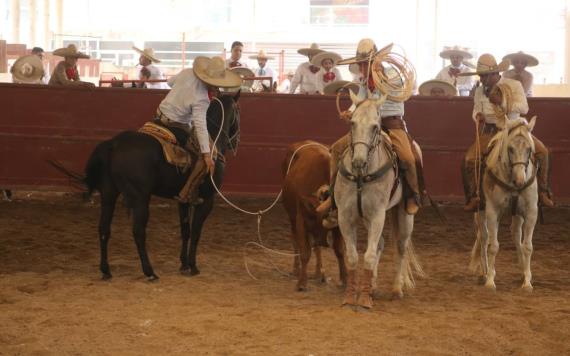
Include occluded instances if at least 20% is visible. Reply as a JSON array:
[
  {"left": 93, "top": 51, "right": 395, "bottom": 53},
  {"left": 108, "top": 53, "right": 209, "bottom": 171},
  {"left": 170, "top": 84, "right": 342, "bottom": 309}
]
[
  {"left": 47, "top": 159, "right": 85, "bottom": 190},
  {"left": 469, "top": 212, "right": 483, "bottom": 274},
  {"left": 401, "top": 240, "right": 425, "bottom": 290}
]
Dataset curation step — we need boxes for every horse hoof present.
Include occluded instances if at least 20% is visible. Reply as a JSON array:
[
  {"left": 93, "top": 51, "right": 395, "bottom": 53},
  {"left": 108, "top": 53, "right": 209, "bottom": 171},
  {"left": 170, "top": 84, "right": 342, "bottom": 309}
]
[
  {"left": 521, "top": 285, "right": 533, "bottom": 293},
  {"left": 477, "top": 275, "right": 486, "bottom": 285},
  {"left": 296, "top": 285, "right": 308, "bottom": 292},
  {"left": 180, "top": 267, "right": 195, "bottom": 276},
  {"left": 190, "top": 268, "right": 200, "bottom": 276},
  {"left": 484, "top": 282, "right": 496, "bottom": 291},
  {"left": 356, "top": 305, "right": 372, "bottom": 313},
  {"left": 101, "top": 273, "right": 112, "bottom": 281},
  {"left": 341, "top": 304, "right": 357, "bottom": 312},
  {"left": 147, "top": 274, "right": 160, "bottom": 282},
  {"left": 391, "top": 291, "right": 404, "bottom": 300},
  {"left": 372, "top": 290, "right": 382, "bottom": 300}
]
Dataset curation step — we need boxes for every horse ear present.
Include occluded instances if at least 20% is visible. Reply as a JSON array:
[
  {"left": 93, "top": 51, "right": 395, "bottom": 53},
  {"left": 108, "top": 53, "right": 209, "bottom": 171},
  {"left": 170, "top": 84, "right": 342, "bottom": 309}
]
[
  {"left": 372, "top": 93, "right": 387, "bottom": 109},
  {"left": 527, "top": 115, "right": 537, "bottom": 132},
  {"left": 349, "top": 89, "right": 364, "bottom": 106},
  {"left": 233, "top": 89, "right": 241, "bottom": 102}
]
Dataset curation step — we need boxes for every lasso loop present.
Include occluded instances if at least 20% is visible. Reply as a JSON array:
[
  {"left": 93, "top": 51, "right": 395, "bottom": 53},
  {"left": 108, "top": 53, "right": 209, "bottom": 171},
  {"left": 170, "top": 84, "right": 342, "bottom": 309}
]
[{"left": 370, "top": 44, "right": 416, "bottom": 102}]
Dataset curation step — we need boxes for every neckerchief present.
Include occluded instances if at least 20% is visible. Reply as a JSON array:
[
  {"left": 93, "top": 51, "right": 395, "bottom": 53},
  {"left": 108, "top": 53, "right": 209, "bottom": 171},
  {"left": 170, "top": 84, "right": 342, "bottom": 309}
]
[{"left": 323, "top": 71, "right": 336, "bottom": 83}]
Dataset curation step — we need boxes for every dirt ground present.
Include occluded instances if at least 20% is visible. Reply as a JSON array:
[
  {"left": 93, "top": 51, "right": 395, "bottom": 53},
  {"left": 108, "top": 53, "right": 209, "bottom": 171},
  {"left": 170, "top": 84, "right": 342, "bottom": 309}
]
[{"left": 0, "top": 192, "right": 569, "bottom": 356}]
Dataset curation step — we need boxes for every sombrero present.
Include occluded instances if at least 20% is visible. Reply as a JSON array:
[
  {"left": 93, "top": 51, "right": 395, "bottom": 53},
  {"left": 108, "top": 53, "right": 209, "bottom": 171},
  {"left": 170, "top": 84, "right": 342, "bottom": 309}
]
[
  {"left": 230, "top": 67, "right": 255, "bottom": 88},
  {"left": 439, "top": 45, "right": 473, "bottom": 59},
  {"left": 193, "top": 56, "right": 242, "bottom": 88},
  {"left": 310, "top": 51, "right": 342, "bottom": 67},
  {"left": 337, "top": 39, "right": 393, "bottom": 65},
  {"left": 349, "top": 63, "right": 360, "bottom": 75},
  {"left": 418, "top": 80, "right": 457, "bottom": 96},
  {"left": 458, "top": 54, "right": 510, "bottom": 76},
  {"left": 502, "top": 51, "right": 539, "bottom": 67},
  {"left": 133, "top": 46, "right": 161, "bottom": 63},
  {"left": 11, "top": 55, "right": 44, "bottom": 83},
  {"left": 298, "top": 43, "right": 324, "bottom": 57},
  {"left": 53, "top": 44, "right": 89, "bottom": 58},
  {"left": 323, "top": 80, "right": 360, "bottom": 95},
  {"left": 249, "top": 50, "right": 274, "bottom": 60}
]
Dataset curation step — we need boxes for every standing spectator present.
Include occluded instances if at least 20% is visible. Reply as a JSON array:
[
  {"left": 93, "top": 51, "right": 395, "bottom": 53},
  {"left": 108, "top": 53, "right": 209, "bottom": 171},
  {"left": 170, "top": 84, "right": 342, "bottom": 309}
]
[
  {"left": 435, "top": 45, "right": 475, "bottom": 96},
  {"left": 277, "top": 71, "right": 294, "bottom": 93},
  {"left": 310, "top": 51, "right": 343, "bottom": 94},
  {"left": 31, "top": 47, "right": 49, "bottom": 83},
  {"left": 133, "top": 46, "right": 169, "bottom": 89},
  {"left": 290, "top": 43, "right": 324, "bottom": 94},
  {"left": 502, "top": 51, "right": 538, "bottom": 97},
  {"left": 226, "top": 41, "right": 248, "bottom": 69},
  {"left": 249, "top": 50, "right": 277, "bottom": 91}
]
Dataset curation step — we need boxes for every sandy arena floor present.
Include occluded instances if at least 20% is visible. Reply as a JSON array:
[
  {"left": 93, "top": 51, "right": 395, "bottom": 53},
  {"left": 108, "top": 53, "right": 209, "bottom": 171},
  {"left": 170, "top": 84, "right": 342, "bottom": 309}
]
[{"left": 0, "top": 192, "right": 569, "bottom": 355}]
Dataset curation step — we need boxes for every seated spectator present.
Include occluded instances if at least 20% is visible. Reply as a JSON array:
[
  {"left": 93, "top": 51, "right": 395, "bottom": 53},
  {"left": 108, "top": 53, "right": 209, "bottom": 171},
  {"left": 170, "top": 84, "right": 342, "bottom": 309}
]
[
  {"left": 277, "top": 71, "right": 294, "bottom": 93},
  {"left": 502, "top": 51, "right": 538, "bottom": 97},
  {"left": 31, "top": 46, "right": 49, "bottom": 83},
  {"left": 249, "top": 50, "right": 277, "bottom": 92},
  {"left": 226, "top": 41, "right": 248, "bottom": 69},
  {"left": 310, "top": 51, "right": 343, "bottom": 94},
  {"left": 435, "top": 45, "right": 475, "bottom": 96},
  {"left": 132, "top": 46, "right": 169, "bottom": 89},
  {"left": 418, "top": 79, "right": 458, "bottom": 97},
  {"left": 48, "top": 44, "right": 95, "bottom": 87},
  {"left": 290, "top": 43, "right": 324, "bottom": 94},
  {"left": 11, "top": 54, "right": 44, "bottom": 84}
]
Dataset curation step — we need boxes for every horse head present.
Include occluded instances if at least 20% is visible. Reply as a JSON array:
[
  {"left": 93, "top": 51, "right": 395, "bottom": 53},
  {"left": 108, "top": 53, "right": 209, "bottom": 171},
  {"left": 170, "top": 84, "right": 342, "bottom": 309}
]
[
  {"left": 504, "top": 117, "right": 536, "bottom": 188},
  {"left": 348, "top": 88, "right": 387, "bottom": 175},
  {"left": 207, "top": 90, "right": 241, "bottom": 155}
]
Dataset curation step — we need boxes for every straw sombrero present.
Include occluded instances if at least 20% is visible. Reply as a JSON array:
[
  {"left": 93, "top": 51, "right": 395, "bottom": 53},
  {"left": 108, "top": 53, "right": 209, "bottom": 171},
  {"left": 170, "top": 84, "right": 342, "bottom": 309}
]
[
  {"left": 53, "top": 44, "right": 90, "bottom": 58},
  {"left": 230, "top": 67, "right": 255, "bottom": 88},
  {"left": 337, "top": 39, "right": 393, "bottom": 65},
  {"left": 349, "top": 63, "right": 360, "bottom": 75},
  {"left": 323, "top": 80, "right": 360, "bottom": 95},
  {"left": 418, "top": 80, "right": 457, "bottom": 96},
  {"left": 502, "top": 51, "right": 539, "bottom": 67},
  {"left": 458, "top": 54, "right": 510, "bottom": 76},
  {"left": 310, "top": 51, "right": 342, "bottom": 67},
  {"left": 133, "top": 46, "right": 161, "bottom": 63},
  {"left": 193, "top": 56, "right": 242, "bottom": 88},
  {"left": 249, "top": 50, "right": 274, "bottom": 60},
  {"left": 11, "top": 55, "right": 44, "bottom": 83},
  {"left": 298, "top": 43, "right": 324, "bottom": 57},
  {"left": 439, "top": 45, "right": 473, "bottom": 59}
]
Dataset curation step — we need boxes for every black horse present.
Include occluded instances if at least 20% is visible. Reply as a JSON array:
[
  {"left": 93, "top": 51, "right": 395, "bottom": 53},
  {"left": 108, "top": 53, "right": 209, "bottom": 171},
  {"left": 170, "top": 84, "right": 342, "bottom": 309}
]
[{"left": 52, "top": 92, "right": 240, "bottom": 280}]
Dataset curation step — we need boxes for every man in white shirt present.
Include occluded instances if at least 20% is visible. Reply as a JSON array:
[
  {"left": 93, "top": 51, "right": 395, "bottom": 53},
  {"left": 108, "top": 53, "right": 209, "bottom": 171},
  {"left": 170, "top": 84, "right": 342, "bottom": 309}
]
[
  {"left": 310, "top": 51, "right": 343, "bottom": 94},
  {"left": 290, "top": 43, "right": 324, "bottom": 94},
  {"left": 459, "top": 54, "right": 553, "bottom": 211},
  {"left": 133, "top": 46, "right": 169, "bottom": 89},
  {"left": 225, "top": 41, "right": 248, "bottom": 69},
  {"left": 435, "top": 46, "right": 475, "bottom": 96},
  {"left": 156, "top": 56, "right": 242, "bottom": 203},
  {"left": 502, "top": 51, "right": 538, "bottom": 97},
  {"left": 249, "top": 50, "right": 276, "bottom": 91}
]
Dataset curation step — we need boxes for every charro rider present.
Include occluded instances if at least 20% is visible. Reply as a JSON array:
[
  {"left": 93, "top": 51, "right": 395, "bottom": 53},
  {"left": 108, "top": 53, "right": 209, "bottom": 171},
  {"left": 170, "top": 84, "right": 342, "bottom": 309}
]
[
  {"left": 435, "top": 45, "right": 475, "bottom": 96},
  {"left": 460, "top": 54, "right": 554, "bottom": 211},
  {"left": 317, "top": 38, "right": 422, "bottom": 225},
  {"left": 155, "top": 56, "right": 242, "bottom": 203}
]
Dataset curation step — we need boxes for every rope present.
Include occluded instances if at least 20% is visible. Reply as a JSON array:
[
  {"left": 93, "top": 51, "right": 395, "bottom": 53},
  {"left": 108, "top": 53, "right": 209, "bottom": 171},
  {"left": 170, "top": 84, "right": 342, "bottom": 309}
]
[
  {"left": 371, "top": 50, "right": 416, "bottom": 102},
  {"left": 474, "top": 119, "right": 482, "bottom": 202}
]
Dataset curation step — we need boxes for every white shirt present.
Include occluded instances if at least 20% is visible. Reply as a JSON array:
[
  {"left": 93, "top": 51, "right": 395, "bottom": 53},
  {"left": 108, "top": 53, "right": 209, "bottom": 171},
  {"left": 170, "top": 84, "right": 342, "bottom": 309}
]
[
  {"left": 277, "top": 78, "right": 291, "bottom": 93},
  {"left": 225, "top": 58, "right": 248, "bottom": 69},
  {"left": 435, "top": 64, "right": 475, "bottom": 96},
  {"left": 349, "top": 70, "right": 405, "bottom": 118},
  {"left": 316, "top": 67, "right": 342, "bottom": 94},
  {"left": 503, "top": 69, "right": 533, "bottom": 97},
  {"left": 253, "top": 66, "right": 276, "bottom": 90},
  {"left": 138, "top": 64, "right": 169, "bottom": 89},
  {"left": 472, "top": 77, "right": 528, "bottom": 124},
  {"left": 290, "top": 62, "right": 321, "bottom": 94},
  {"left": 158, "top": 69, "right": 210, "bottom": 153}
]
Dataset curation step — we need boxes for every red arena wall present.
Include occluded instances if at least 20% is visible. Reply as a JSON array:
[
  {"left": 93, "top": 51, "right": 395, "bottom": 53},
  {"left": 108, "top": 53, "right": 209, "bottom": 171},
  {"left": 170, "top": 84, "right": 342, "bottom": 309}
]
[{"left": 0, "top": 83, "right": 568, "bottom": 202}]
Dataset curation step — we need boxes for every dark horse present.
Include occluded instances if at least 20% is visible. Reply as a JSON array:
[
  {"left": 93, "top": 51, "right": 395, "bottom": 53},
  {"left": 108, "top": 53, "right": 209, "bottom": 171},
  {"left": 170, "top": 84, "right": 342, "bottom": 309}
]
[{"left": 52, "top": 92, "right": 240, "bottom": 280}]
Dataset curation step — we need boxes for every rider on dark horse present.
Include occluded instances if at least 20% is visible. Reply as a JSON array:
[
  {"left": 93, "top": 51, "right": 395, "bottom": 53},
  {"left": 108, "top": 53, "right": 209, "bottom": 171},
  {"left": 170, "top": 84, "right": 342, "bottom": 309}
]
[{"left": 155, "top": 56, "right": 242, "bottom": 203}]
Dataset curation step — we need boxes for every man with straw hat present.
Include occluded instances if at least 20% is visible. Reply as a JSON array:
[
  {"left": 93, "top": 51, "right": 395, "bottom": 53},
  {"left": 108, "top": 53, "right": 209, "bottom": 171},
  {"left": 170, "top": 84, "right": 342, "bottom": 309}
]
[
  {"left": 418, "top": 79, "right": 457, "bottom": 97},
  {"left": 48, "top": 44, "right": 95, "bottom": 87},
  {"left": 317, "top": 38, "right": 422, "bottom": 221},
  {"left": 249, "top": 50, "right": 276, "bottom": 91},
  {"left": 133, "top": 46, "right": 169, "bottom": 89},
  {"left": 435, "top": 45, "right": 475, "bottom": 96},
  {"left": 156, "top": 56, "right": 242, "bottom": 203},
  {"left": 11, "top": 54, "right": 45, "bottom": 84},
  {"left": 502, "top": 51, "right": 538, "bottom": 97},
  {"left": 459, "top": 53, "right": 553, "bottom": 211},
  {"left": 290, "top": 43, "right": 324, "bottom": 94},
  {"left": 310, "top": 51, "right": 343, "bottom": 94}
]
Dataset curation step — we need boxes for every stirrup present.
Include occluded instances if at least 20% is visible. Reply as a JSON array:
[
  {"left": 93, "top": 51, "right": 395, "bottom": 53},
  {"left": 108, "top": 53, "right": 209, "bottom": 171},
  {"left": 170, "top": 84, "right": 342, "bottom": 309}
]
[
  {"left": 538, "top": 192, "right": 554, "bottom": 207},
  {"left": 463, "top": 197, "right": 480, "bottom": 212}
]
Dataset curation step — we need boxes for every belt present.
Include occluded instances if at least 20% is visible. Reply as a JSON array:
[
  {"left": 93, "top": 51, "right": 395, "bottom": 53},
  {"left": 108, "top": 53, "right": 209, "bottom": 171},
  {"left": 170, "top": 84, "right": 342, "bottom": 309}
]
[{"left": 156, "top": 110, "right": 191, "bottom": 131}]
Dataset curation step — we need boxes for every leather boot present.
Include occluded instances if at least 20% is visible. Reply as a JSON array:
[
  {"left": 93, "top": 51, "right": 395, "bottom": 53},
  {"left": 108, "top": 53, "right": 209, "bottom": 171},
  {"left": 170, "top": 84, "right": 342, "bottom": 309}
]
[
  {"left": 536, "top": 152, "right": 554, "bottom": 207},
  {"left": 405, "top": 196, "right": 419, "bottom": 215},
  {"left": 357, "top": 269, "right": 374, "bottom": 309},
  {"left": 342, "top": 269, "right": 358, "bottom": 306},
  {"left": 462, "top": 161, "right": 480, "bottom": 212},
  {"left": 539, "top": 192, "right": 554, "bottom": 207},
  {"left": 176, "top": 156, "right": 207, "bottom": 203}
]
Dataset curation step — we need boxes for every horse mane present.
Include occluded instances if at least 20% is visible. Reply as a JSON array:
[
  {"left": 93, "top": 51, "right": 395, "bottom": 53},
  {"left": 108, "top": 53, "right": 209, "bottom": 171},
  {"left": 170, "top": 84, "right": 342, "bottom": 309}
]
[{"left": 486, "top": 117, "right": 534, "bottom": 170}]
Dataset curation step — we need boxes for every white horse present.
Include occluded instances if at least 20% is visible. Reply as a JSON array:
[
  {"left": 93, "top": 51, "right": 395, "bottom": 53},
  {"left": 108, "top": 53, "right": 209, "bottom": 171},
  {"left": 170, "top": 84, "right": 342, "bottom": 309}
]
[
  {"left": 335, "top": 90, "right": 423, "bottom": 310},
  {"left": 470, "top": 117, "right": 538, "bottom": 291}
]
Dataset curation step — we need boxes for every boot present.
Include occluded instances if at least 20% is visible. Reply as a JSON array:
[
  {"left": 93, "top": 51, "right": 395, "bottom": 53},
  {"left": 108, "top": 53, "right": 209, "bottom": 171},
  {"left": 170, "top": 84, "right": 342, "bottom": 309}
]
[
  {"left": 463, "top": 197, "right": 481, "bottom": 212},
  {"left": 536, "top": 152, "right": 554, "bottom": 207},
  {"left": 176, "top": 157, "right": 207, "bottom": 203},
  {"left": 539, "top": 192, "right": 554, "bottom": 207},
  {"left": 342, "top": 269, "right": 358, "bottom": 306},
  {"left": 462, "top": 161, "right": 480, "bottom": 212},
  {"left": 405, "top": 195, "right": 420, "bottom": 215},
  {"left": 357, "top": 269, "right": 374, "bottom": 309}
]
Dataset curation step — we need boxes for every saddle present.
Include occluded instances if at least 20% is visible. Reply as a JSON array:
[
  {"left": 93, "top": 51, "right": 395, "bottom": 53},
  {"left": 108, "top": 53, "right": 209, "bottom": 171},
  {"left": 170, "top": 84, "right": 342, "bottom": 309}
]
[{"left": 138, "top": 122, "right": 193, "bottom": 171}]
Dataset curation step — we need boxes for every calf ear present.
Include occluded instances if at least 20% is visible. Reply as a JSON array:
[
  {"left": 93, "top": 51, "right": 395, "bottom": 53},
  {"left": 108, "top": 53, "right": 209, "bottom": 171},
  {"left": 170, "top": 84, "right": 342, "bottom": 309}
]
[{"left": 527, "top": 115, "right": 537, "bottom": 132}]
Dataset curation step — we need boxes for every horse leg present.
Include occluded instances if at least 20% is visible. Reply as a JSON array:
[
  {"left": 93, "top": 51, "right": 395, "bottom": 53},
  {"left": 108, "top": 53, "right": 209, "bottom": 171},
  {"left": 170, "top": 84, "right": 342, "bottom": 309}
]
[
  {"left": 392, "top": 204, "right": 414, "bottom": 299},
  {"left": 288, "top": 216, "right": 301, "bottom": 278},
  {"left": 331, "top": 228, "right": 347, "bottom": 288},
  {"left": 314, "top": 245, "right": 325, "bottom": 283},
  {"left": 338, "top": 212, "right": 358, "bottom": 307},
  {"left": 131, "top": 199, "right": 158, "bottom": 281},
  {"left": 295, "top": 210, "right": 311, "bottom": 291},
  {"left": 98, "top": 186, "right": 118, "bottom": 280},
  {"left": 521, "top": 207, "right": 538, "bottom": 291},
  {"left": 358, "top": 209, "right": 387, "bottom": 309},
  {"left": 178, "top": 202, "right": 192, "bottom": 275},
  {"left": 188, "top": 196, "right": 214, "bottom": 276},
  {"left": 470, "top": 211, "right": 486, "bottom": 284},
  {"left": 510, "top": 215, "right": 524, "bottom": 281},
  {"left": 484, "top": 205, "right": 500, "bottom": 290}
]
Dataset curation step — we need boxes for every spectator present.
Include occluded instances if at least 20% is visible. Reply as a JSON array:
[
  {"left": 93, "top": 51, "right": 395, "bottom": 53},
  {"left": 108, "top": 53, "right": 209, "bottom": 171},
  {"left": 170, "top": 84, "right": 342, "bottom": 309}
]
[
  {"left": 226, "top": 41, "right": 248, "bottom": 69},
  {"left": 133, "top": 46, "right": 169, "bottom": 89},
  {"left": 418, "top": 79, "right": 458, "bottom": 97},
  {"left": 310, "top": 51, "right": 343, "bottom": 94},
  {"left": 48, "top": 44, "right": 95, "bottom": 87},
  {"left": 435, "top": 45, "right": 475, "bottom": 96},
  {"left": 502, "top": 51, "right": 538, "bottom": 97},
  {"left": 11, "top": 54, "right": 44, "bottom": 84},
  {"left": 249, "top": 50, "right": 276, "bottom": 92}
]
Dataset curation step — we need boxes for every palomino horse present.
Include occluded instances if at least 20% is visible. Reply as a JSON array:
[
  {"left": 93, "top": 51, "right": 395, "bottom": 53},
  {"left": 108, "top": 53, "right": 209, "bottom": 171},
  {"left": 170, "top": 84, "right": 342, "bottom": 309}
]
[
  {"left": 335, "top": 90, "right": 423, "bottom": 310},
  {"left": 470, "top": 117, "right": 538, "bottom": 291},
  {"left": 51, "top": 93, "right": 240, "bottom": 280}
]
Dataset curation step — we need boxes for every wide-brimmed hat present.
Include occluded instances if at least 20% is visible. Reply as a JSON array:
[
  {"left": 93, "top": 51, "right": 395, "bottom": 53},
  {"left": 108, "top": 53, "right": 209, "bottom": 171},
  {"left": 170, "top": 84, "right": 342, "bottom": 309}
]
[
  {"left": 230, "top": 67, "right": 255, "bottom": 88},
  {"left": 502, "top": 51, "right": 539, "bottom": 67},
  {"left": 193, "top": 56, "right": 242, "bottom": 88},
  {"left": 133, "top": 46, "right": 161, "bottom": 63},
  {"left": 439, "top": 45, "right": 473, "bottom": 59},
  {"left": 418, "top": 80, "right": 457, "bottom": 96},
  {"left": 323, "top": 80, "right": 360, "bottom": 95},
  {"left": 337, "top": 39, "right": 393, "bottom": 65},
  {"left": 11, "top": 55, "right": 44, "bottom": 83},
  {"left": 349, "top": 63, "right": 360, "bottom": 75},
  {"left": 298, "top": 43, "right": 324, "bottom": 57},
  {"left": 249, "top": 50, "right": 274, "bottom": 60},
  {"left": 53, "top": 44, "right": 90, "bottom": 58},
  {"left": 310, "top": 51, "right": 342, "bottom": 67},
  {"left": 458, "top": 53, "right": 510, "bottom": 76}
]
